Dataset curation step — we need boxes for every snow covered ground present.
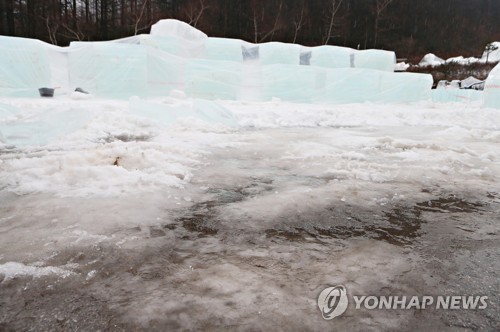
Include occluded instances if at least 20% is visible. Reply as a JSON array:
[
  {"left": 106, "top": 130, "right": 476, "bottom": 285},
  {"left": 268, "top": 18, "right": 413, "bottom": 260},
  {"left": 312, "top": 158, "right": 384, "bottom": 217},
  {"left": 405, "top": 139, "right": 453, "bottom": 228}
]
[{"left": 0, "top": 96, "right": 499, "bottom": 330}]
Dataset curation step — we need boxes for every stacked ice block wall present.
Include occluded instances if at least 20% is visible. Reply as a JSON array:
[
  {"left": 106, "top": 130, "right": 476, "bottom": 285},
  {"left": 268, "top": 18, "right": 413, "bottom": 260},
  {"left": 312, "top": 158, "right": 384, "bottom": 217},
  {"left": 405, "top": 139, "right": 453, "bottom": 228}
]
[{"left": 0, "top": 19, "right": 436, "bottom": 104}]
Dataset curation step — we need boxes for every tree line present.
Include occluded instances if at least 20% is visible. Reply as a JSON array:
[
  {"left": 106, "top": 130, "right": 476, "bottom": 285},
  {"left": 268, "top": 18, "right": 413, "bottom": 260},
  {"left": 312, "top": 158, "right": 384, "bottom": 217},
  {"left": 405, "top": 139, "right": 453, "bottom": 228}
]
[{"left": 0, "top": 0, "right": 499, "bottom": 61}]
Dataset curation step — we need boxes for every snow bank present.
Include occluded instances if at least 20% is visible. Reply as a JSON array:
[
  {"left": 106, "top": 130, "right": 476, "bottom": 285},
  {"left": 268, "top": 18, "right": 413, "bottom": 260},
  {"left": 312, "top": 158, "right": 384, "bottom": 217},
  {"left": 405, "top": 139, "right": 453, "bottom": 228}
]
[
  {"left": 226, "top": 99, "right": 500, "bottom": 129},
  {"left": 1, "top": 95, "right": 499, "bottom": 198}
]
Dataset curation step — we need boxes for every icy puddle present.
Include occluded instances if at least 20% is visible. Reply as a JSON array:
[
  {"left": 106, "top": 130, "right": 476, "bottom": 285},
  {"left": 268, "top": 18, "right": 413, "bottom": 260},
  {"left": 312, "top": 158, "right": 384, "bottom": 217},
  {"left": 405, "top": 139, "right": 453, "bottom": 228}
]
[{"left": 1, "top": 103, "right": 500, "bottom": 330}]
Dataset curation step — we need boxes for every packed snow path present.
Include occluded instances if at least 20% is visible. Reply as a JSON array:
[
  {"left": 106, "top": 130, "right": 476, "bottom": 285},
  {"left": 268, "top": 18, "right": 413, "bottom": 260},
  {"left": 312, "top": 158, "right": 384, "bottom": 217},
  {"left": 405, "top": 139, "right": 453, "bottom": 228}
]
[{"left": 0, "top": 99, "right": 499, "bottom": 330}]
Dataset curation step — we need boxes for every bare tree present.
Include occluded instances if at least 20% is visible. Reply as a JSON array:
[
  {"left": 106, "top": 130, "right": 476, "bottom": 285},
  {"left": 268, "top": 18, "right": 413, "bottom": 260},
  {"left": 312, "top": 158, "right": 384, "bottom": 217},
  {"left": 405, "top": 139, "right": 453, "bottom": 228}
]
[
  {"left": 249, "top": 3, "right": 262, "bottom": 43},
  {"left": 293, "top": 2, "right": 307, "bottom": 44},
  {"left": 61, "top": 22, "right": 86, "bottom": 41},
  {"left": 249, "top": 0, "right": 285, "bottom": 43},
  {"left": 43, "top": 16, "right": 59, "bottom": 44},
  {"left": 269, "top": 0, "right": 283, "bottom": 41},
  {"left": 252, "top": 7, "right": 259, "bottom": 43},
  {"left": 184, "top": 0, "right": 209, "bottom": 28},
  {"left": 134, "top": 0, "right": 152, "bottom": 35},
  {"left": 374, "top": 0, "right": 394, "bottom": 47},
  {"left": 323, "top": 0, "right": 343, "bottom": 45}
]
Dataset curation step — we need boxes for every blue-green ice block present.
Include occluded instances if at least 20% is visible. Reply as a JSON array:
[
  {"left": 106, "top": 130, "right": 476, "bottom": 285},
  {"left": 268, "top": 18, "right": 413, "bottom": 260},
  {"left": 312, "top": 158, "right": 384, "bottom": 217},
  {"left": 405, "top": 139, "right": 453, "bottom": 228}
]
[
  {"left": 205, "top": 38, "right": 245, "bottom": 62},
  {"left": 69, "top": 42, "right": 148, "bottom": 98},
  {"left": 185, "top": 59, "right": 242, "bottom": 100},
  {"left": 0, "top": 36, "right": 51, "bottom": 97},
  {"left": 261, "top": 65, "right": 316, "bottom": 102},
  {"left": 483, "top": 63, "right": 500, "bottom": 109},
  {"left": 259, "top": 42, "right": 301, "bottom": 65},
  {"left": 432, "top": 89, "right": 483, "bottom": 103}
]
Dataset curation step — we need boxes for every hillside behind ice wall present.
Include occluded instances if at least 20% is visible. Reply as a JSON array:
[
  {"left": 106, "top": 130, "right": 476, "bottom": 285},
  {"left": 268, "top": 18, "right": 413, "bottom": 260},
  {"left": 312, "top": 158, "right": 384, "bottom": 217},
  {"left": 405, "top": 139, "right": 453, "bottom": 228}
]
[{"left": 0, "top": 19, "right": 435, "bottom": 103}]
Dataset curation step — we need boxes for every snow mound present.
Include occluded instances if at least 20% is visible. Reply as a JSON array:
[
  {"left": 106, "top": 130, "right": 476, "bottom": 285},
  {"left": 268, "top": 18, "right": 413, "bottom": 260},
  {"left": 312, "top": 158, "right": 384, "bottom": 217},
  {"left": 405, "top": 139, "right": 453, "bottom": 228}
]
[
  {"left": 419, "top": 53, "right": 445, "bottom": 67},
  {"left": 445, "top": 56, "right": 479, "bottom": 65},
  {"left": 150, "top": 19, "right": 207, "bottom": 40},
  {"left": 395, "top": 62, "right": 410, "bottom": 71}
]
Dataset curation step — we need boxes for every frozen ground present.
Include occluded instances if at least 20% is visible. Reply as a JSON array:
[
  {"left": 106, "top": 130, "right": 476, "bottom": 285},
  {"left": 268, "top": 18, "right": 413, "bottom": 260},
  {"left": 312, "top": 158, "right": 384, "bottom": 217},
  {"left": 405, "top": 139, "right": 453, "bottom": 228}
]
[{"left": 0, "top": 96, "right": 499, "bottom": 331}]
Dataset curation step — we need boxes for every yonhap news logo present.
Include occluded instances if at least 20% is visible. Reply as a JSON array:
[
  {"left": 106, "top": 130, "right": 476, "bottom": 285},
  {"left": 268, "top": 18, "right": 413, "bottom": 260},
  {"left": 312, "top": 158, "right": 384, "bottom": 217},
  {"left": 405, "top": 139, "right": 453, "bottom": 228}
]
[
  {"left": 317, "top": 286, "right": 349, "bottom": 320},
  {"left": 318, "top": 285, "right": 488, "bottom": 320}
]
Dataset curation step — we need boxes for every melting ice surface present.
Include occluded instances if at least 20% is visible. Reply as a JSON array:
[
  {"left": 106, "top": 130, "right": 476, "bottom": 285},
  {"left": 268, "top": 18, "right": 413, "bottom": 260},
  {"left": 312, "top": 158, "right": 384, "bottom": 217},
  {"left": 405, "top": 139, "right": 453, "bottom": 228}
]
[{"left": 0, "top": 93, "right": 499, "bottom": 330}]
